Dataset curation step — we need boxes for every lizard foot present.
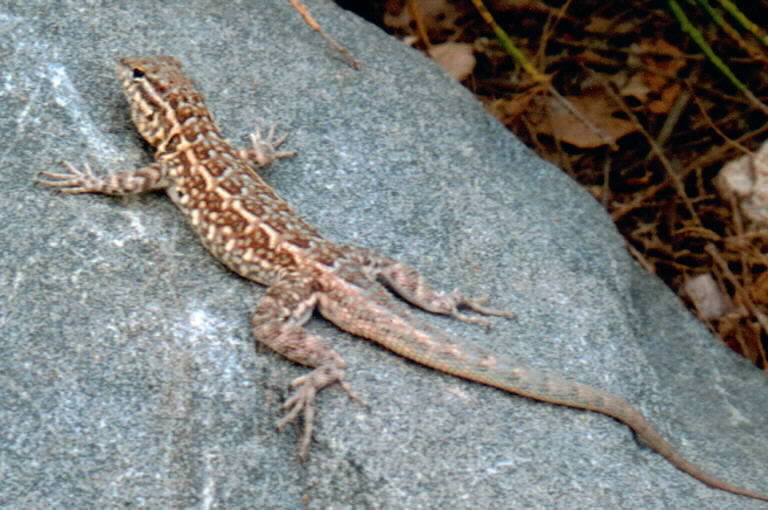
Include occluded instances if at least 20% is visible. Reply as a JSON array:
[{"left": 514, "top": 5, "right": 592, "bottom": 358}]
[
  {"left": 36, "top": 162, "right": 102, "bottom": 193},
  {"left": 241, "top": 125, "right": 296, "bottom": 167},
  {"left": 446, "top": 291, "right": 516, "bottom": 328},
  {"left": 276, "top": 363, "right": 366, "bottom": 459}
]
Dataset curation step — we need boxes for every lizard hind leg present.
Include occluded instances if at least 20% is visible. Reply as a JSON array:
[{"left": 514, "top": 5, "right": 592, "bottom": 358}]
[
  {"left": 341, "top": 245, "right": 515, "bottom": 327},
  {"left": 251, "top": 276, "right": 364, "bottom": 458}
]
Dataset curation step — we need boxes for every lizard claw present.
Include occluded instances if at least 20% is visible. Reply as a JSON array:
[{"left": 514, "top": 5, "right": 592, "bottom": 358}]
[
  {"left": 447, "top": 290, "right": 516, "bottom": 328},
  {"left": 36, "top": 161, "right": 101, "bottom": 194},
  {"left": 241, "top": 125, "right": 296, "bottom": 168},
  {"left": 276, "top": 364, "right": 366, "bottom": 459}
]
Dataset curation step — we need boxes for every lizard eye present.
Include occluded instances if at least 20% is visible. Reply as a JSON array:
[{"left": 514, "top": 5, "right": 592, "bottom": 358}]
[{"left": 132, "top": 68, "right": 145, "bottom": 79}]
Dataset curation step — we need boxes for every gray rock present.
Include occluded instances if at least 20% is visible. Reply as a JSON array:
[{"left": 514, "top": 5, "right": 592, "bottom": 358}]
[{"left": 1, "top": 1, "right": 766, "bottom": 508}]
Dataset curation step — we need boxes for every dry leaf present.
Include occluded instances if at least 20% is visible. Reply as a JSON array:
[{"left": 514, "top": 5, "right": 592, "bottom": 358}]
[
  {"left": 585, "top": 16, "right": 640, "bottom": 35},
  {"left": 622, "top": 39, "right": 686, "bottom": 114},
  {"left": 617, "top": 72, "right": 652, "bottom": 103},
  {"left": 486, "top": 87, "right": 542, "bottom": 124},
  {"left": 532, "top": 90, "right": 636, "bottom": 148},
  {"left": 749, "top": 272, "right": 768, "bottom": 306},
  {"left": 384, "top": 0, "right": 470, "bottom": 41},
  {"left": 428, "top": 42, "right": 475, "bottom": 80},
  {"left": 490, "top": 0, "right": 543, "bottom": 10}
]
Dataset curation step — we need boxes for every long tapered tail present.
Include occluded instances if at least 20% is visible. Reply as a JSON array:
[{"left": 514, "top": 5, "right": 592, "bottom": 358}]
[
  {"left": 328, "top": 294, "right": 768, "bottom": 502},
  {"left": 454, "top": 362, "right": 768, "bottom": 502}
]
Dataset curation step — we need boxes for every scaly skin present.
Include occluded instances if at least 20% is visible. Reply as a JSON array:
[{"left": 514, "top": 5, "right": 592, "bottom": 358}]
[{"left": 37, "top": 56, "right": 767, "bottom": 502}]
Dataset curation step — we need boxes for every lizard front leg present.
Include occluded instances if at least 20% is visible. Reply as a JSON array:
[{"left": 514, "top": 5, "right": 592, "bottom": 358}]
[
  {"left": 239, "top": 126, "right": 296, "bottom": 168},
  {"left": 36, "top": 161, "right": 170, "bottom": 195},
  {"left": 341, "top": 245, "right": 514, "bottom": 326},
  {"left": 252, "top": 273, "right": 364, "bottom": 458}
]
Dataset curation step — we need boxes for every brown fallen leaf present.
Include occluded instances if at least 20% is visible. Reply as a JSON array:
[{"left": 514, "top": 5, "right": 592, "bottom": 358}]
[
  {"left": 623, "top": 39, "right": 686, "bottom": 114},
  {"left": 530, "top": 89, "right": 636, "bottom": 148},
  {"left": 428, "top": 42, "right": 476, "bottom": 80}
]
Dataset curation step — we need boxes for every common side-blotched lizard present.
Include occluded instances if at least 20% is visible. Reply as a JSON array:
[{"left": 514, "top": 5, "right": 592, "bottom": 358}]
[{"left": 37, "top": 56, "right": 768, "bottom": 502}]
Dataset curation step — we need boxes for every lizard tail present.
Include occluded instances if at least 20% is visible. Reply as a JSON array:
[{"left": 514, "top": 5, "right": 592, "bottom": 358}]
[
  {"left": 323, "top": 290, "right": 767, "bottom": 501},
  {"left": 429, "top": 354, "right": 768, "bottom": 502}
]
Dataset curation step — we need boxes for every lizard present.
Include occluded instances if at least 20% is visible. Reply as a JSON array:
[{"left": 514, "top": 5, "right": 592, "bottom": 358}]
[{"left": 36, "top": 56, "right": 768, "bottom": 502}]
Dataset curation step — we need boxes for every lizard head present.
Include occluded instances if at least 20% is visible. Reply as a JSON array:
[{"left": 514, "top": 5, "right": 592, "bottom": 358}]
[{"left": 116, "top": 56, "right": 211, "bottom": 149}]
